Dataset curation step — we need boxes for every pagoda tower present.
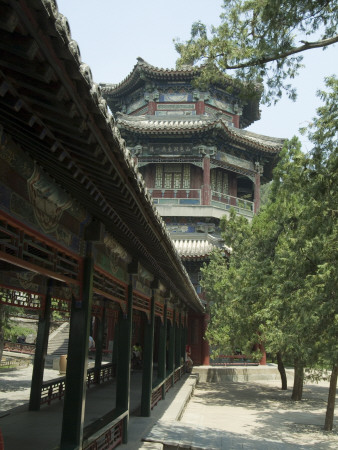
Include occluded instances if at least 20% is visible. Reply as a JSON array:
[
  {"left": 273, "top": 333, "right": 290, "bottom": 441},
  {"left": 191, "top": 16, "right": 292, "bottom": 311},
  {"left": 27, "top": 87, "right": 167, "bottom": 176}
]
[{"left": 101, "top": 58, "right": 283, "bottom": 362}]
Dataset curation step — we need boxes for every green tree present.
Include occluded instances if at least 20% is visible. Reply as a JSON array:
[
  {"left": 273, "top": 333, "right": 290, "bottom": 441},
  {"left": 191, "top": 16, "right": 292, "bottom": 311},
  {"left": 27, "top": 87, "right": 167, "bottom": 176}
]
[
  {"left": 202, "top": 77, "right": 338, "bottom": 427},
  {"left": 175, "top": 0, "right": 338, "bottom": 103},
  {"left": 299, "top": 76, "right": 338, "bottom": 429}
]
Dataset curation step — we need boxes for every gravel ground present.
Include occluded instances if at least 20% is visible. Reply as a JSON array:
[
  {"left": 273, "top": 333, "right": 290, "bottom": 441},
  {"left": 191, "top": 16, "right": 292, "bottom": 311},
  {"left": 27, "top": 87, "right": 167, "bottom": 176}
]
[
  {"left": 0, "top": 362, "right": 60, "bottom": 413},
  {"left": 180, "top": 378, "right": 338, "bottom": 449}
]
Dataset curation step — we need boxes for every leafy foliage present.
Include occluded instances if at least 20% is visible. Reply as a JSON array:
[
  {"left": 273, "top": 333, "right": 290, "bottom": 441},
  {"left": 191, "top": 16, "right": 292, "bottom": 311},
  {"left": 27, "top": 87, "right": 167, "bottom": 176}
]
[
  {"left": 202, "top": 76, "right": 338, "bottom": 370},
  {"left": 175, "top": 0, "right": 338, "bottom": 104}
]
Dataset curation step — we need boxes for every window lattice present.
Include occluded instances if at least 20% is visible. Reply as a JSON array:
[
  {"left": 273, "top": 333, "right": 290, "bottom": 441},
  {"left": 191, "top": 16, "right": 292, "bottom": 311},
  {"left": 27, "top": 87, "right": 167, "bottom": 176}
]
[
  {"left": 173, "top": 173, "right": 181, "bottom": 189},
  {"left": 211, "top": 169, "right": 228, "bottom": 194},
  {"left": 164, "top": 173, "right": 172, "bottom": 188},
  {"left": 183, "top": 165, "right": 190, "bottom": 188},
  {"left": 154, "top": 164, "right": 191, "bottom": 189},
  {"left": 155, "top": 165, "right": 163, "bottom": 188}
]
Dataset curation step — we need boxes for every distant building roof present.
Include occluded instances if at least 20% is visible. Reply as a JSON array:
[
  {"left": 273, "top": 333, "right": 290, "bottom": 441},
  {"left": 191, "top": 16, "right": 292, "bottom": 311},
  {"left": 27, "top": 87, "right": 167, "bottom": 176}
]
[
  {"left": 100, "top": 57, "right": 262, "bottom": 127},
  {"left": 172, "top": 234, "right": 231, "bottom": 261},
  {"left": 116, "top": 113, "right": 284, "bottom": 154}
]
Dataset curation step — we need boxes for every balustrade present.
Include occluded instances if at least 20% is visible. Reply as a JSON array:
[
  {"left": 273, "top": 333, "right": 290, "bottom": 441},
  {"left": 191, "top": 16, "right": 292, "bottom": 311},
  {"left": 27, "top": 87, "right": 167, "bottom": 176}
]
[
  {"left": 148, "top": 188, "right": 254, "bottom": 216},
  {"left": 83, "top": 411, "right": 126, "bottom": 450},
  {"left": 150, "top": 364, "right": 186, "bottom": 409},
  {"left": 149, "top": 188, "right": 201, "bottom": 205},
  {"left": 211, "top": 190, "right": 254, "bottom": 216},
  {"left": 40, "top": 363, "right": 114, "bottom": 406}
]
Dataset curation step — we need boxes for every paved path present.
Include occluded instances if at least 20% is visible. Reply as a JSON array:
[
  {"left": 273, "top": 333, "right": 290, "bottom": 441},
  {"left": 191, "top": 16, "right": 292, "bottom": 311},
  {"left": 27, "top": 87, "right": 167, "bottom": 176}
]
[
  {"left": 0, "top": 363, "right": 58, "bottom": 413},
  {"left": 146, "top": 378, "right": 338, "bottom": 449}
]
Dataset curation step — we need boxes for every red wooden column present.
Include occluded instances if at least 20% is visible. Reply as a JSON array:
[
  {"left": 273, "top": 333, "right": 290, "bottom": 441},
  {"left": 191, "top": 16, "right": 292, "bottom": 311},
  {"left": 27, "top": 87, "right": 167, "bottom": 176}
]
[
  {"left": 195, "top": 101, "right": 205, "bottom": 115},
  {"left": 232, "top": 115, "right": 240, "bottom": 128},
  {"left": 202, "top": 156, "right": 211, "bottom": 205},
  {"left": 254, "top": 163, "right": 262, "bottom": 214},
  {"left": 229, "top": 173, "right": 238, "bottom": 207},
  {"left": 148, "top": 101, "right": 157, "bottom": 115}
]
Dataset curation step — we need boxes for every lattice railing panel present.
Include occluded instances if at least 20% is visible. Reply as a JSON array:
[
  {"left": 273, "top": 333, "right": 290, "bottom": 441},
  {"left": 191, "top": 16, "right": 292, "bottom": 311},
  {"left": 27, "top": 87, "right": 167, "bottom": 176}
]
[
  {"left": 0, "top": 216, "right": 81, "bottom": 283},
  {"left": 0, "top": 287, "right": 44, "bottom": 310},
  {"left": 154, "top": 302, "right": 164, "bottom": 318},
  {"left": 167, "top": 308, "right": 173, "bottom": 324},
  {"left": 133, "top": 291, "right": 150, "bottom": 313},
  {"left": 83, "top": 419, "right": 123, "bottom": 450},
  {"left": 51, "top": 297, "right": 71, "bottom": 313},
  {"left": 93, "top": 267, "right": 127, "bottom": 305}
]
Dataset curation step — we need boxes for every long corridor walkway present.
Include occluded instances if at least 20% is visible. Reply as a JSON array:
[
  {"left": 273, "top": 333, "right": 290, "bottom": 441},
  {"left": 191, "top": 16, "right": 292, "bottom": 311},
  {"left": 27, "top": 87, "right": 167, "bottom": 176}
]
[{"left": 0, "top": 362, "right": 145, "bottom": 450}]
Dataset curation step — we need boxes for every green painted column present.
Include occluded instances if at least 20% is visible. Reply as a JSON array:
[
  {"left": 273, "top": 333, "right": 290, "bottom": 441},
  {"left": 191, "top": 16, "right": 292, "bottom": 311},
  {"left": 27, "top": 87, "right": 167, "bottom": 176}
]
[
  {"left": 158, "top": 302, "right": 167, "bottom": 398},
  {"left": 140, "top": 291, "right": 155, "bottom": 417},
  {"left": 158, "top": 302, "right": 167, "bottom": 380},
  {"left": 116, "top": 276, "right": 133, "bottom": 412},
  {"left": 94, "top": 302, "right": 106, "bottom": 383},
  {"left": 181, "top": 321, "right": 187, "bottom": 365},
  {"left": 167, "top": 310, "right": 175, "bottom": 385},
  {"left": 29, "top": 278, "right": 53, "bottom": 411},
  {"left": 175, "top": 312, "right": 182, "bottom": 368},
  {"left": 112, "top": 320, "right": 119, "bottom": 377},
  {"left": 115, "top": 274, "right": 134, "bottom": 443},
  {"left": 60, "top": 244, "right": 94, "bottom": 450}
]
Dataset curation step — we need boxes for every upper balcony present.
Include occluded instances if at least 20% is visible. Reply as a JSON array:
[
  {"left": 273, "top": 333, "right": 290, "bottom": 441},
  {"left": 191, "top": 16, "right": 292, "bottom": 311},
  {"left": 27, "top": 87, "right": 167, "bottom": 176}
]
[{"left": 148, "top": 188, "right": 254, "bottom": 219}]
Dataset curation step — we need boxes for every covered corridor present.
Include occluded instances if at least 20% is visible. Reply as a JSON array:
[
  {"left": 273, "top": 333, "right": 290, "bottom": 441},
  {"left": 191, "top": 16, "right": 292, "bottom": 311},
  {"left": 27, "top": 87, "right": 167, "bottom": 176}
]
[{"left": 0, "top": 0, "right": 206, "bottom": 448}]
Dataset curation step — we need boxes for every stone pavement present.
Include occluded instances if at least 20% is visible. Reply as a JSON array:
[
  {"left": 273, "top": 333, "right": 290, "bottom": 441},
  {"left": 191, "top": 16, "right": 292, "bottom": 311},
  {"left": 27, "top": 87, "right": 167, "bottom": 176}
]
[{"left": 145, "top": 376, "right": 338, "bottom": 449}]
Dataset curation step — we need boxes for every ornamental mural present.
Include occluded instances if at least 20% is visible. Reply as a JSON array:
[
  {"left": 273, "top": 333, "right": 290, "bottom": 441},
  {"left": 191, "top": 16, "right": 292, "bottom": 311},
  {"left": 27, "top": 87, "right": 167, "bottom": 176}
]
[
  {"left": 16, "top": 271, "right": 41, "bottom": 292},
  {"left": 1, "top": 129, "right": 86, "bottom": 251},
  {"left": 27, "top": 165, "right": 72, "bottom": 234}
]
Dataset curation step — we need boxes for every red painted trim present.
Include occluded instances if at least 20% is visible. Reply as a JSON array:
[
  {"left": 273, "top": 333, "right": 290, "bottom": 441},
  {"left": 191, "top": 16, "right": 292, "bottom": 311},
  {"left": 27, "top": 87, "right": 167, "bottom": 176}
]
[
  {"left": 0, "top": 284, "right": 45, "bottom": 298},
  {"left": 167, "top": 307, "right": 174, "bottom": 325},
  {"left": 93, "top": 287, "right": 127, "bottom": 307},
  {"left": 132, "top": 290, "right": 151, "bottom": 301},
  {"left": 132, "top": 290, "right": 151, "bottom": 314},
  {"left": 94, "top": 265, "right": 128, "bottom": 288},
  {"left": 0, "top": 209, "right": 81, "bottom": 262},
  {"left": 0, "top": 250, "right": 80, "bottom": 285},
  {"left": 154, "top": 301, "right": 164, "bottom": 319}
]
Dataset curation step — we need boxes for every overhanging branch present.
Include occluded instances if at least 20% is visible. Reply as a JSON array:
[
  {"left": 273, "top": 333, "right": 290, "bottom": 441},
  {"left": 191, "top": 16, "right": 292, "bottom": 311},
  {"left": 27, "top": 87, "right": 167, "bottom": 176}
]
[{"left": 213, "top": 35, "right": 338, "bottom": 70}]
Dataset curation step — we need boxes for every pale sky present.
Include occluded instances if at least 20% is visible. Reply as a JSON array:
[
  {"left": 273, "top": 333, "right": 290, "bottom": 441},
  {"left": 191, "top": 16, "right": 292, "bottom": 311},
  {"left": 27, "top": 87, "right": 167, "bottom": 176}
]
[{"left": 57, "top": 0, "right": 337, "bottom": 152}]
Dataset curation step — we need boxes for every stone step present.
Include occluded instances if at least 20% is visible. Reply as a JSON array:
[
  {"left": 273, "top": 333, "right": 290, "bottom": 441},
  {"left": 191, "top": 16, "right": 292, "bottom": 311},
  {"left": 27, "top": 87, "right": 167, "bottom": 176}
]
[{"left": 47, "top": 322, "right": 70, "bottom": 357}]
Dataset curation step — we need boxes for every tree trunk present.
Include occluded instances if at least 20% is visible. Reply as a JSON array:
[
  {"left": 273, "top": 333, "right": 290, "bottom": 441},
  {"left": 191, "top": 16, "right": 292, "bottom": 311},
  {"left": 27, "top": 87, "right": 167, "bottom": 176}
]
[
  {"left": 324, "top": 364, "right": 338, "bottom": 431},
  {"left": 291, "top": 360, "right": 304, "bottom": 401},
  {"left": 277, "top": 352, "right": 287, "bottom": 390},
  {"left": 0, "top": 304, "right": 5, "bottom": 362}
]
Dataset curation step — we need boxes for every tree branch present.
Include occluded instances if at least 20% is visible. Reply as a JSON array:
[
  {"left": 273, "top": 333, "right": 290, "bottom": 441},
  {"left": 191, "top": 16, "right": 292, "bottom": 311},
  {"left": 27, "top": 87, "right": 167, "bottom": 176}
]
[{"left": 213, "top": 35, "right": 338, "bottom": 70}]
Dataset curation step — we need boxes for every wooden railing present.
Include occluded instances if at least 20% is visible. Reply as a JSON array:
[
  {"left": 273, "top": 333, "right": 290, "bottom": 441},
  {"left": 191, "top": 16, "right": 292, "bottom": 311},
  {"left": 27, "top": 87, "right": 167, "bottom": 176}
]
[
  {"left": 149, "top": 189, "right": 201, "bottom": 205},
  {"left": 151, "top": 364, "right": 186, "bottom": 410},
  {"left": 40, "top": 363, "right": 114, "bottom": 406},
  {"left": 0, "top": 356, "right": 30, "bottom": 369},
  {"left": 83, "top": 410, "right": 127, "bottom": 450},
  {"left": 148, "top": 188, "right": 254, "bottom": 217}
]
